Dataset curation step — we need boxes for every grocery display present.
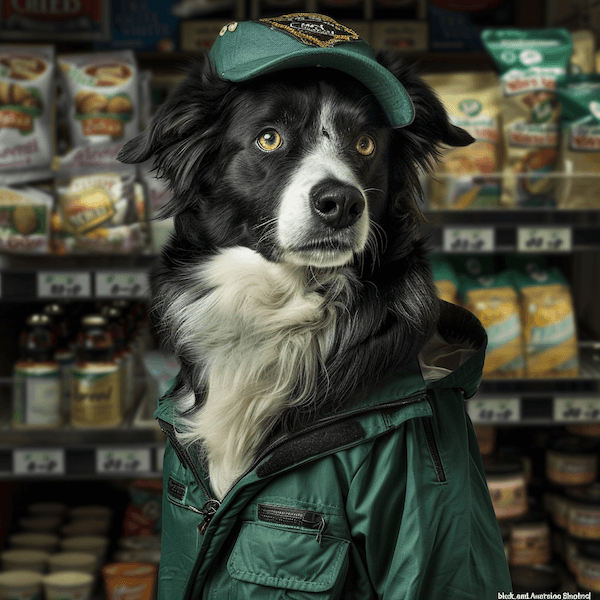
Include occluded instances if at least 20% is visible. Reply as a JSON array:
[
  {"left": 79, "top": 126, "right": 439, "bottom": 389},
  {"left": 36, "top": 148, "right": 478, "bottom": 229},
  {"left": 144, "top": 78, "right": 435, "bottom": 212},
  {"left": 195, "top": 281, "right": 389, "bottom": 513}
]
[
  {"left": 0, "top": 483, "right": 161, "bottom": 599},
  {"left": 0, "top": 2, "right": 599, "bottom": 598}
]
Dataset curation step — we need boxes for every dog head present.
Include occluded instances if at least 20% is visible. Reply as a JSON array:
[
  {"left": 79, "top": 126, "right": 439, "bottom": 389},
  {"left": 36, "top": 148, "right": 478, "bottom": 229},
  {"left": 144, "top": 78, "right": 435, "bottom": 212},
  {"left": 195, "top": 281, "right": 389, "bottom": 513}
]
[{"left": 119, "top": 17, "right": 472, "bottom": 270}]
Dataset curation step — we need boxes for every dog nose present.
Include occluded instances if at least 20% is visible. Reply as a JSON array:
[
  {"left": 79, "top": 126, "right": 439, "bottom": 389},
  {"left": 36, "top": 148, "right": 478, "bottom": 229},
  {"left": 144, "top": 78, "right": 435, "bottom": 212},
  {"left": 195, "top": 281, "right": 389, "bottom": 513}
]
[{"left": 310, "top": 181, "right": 365, "bottom": 229}]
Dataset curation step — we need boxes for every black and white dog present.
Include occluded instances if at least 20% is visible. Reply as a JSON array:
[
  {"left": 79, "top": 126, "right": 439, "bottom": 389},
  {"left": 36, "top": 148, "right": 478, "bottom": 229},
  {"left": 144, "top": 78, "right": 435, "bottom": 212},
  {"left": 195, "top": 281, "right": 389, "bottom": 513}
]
[{"left": 119, "top": 26, "right": 472, "bottom": 498}]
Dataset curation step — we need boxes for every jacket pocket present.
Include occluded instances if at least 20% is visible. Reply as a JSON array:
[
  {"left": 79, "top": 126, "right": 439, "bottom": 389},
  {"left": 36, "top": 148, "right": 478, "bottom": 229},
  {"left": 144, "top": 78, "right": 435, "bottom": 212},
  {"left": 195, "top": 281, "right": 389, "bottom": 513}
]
[
  {"left": 227, "top": 521, "right": 349, "bottom": 599},
  {"left": 421, "top": 416, "right": 447, "bottom": 483}
]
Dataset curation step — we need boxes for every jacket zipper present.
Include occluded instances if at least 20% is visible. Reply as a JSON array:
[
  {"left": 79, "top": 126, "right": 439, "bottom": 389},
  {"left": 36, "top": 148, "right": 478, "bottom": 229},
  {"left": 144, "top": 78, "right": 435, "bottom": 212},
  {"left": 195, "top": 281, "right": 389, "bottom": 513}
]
[
  {"left": 163, "top": 392, "right": 427, "bottom": 534},
  {"left": 421, "top": 416, "right": 447, "bottom": 483},
  {"left": 257, "top": 504, "right": 326, "bottom": 543},
  {"left": 158, "top": 419, "right": 224, "bottom": 526}
]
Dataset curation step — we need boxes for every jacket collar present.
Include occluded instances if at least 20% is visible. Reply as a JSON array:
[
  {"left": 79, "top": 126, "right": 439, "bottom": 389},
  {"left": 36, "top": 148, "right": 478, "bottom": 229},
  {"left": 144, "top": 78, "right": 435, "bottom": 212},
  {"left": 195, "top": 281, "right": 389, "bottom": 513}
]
[{"left": 155, "top": 301, "right": 487, "bottom": 428}]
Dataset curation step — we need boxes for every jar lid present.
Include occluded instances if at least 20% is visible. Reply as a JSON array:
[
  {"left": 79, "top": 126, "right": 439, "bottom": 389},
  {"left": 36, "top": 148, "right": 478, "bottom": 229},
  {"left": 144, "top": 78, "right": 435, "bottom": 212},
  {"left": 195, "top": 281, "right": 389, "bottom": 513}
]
[
  {"left": 568, "top": 484, "right": 600, "bottom": 506},
  {"left": 26, "top": 313, "right": 51, "bottom": 327},
  {"left": 510, "top": 565, "right": 561, "bottom": 593},
  {"left": 578, "top": 541, "right": 600, "bottom": 561},
  {"left": 81, "top": 315, "right": 107, "bottom": 327},
  {"left": 43, "top": 304, "right": 64, "bottom": 317},
  {"left": 549, "top": 435, "right": 598, "bottom": 454},
  {"left": 101, "top": 306, "right": 122, "bottom": 320},
  {"left": 483, "top": 456, "right": 523, "bottom": 476}
]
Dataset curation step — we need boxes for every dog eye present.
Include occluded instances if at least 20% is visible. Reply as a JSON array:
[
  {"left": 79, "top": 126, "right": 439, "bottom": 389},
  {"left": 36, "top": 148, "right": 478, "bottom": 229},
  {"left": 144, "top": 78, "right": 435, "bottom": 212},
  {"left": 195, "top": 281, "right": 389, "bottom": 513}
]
[
  {"left": 257, "top": 130, "right": 282, "bottom": 152},
  {"left": 356, "top": 135, "right": 376, "bottom": 156}
]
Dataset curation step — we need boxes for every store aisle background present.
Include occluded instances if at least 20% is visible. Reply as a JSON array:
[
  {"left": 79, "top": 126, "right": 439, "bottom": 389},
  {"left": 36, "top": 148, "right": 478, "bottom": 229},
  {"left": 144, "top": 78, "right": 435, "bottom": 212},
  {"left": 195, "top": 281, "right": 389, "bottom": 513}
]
[{"left": 1, "top": 0, "right": 600, "bottom": 597}]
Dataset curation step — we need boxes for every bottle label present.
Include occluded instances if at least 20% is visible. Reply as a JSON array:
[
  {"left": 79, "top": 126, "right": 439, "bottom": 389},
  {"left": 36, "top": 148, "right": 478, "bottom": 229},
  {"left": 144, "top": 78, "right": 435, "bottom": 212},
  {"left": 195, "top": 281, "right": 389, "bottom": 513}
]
[
  {"left": 71, "top": 363, "right": 121, "bottom": 426},
  {"left": 13, "top": 363, "right": 61, "bottom": 426}
]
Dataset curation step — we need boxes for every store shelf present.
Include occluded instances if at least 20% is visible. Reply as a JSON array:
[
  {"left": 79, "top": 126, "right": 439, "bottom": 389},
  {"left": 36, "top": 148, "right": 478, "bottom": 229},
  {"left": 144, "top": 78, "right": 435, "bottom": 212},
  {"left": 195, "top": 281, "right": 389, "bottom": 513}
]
[
  {"left": 0, "top": 267, "right": 153, "bottom": 301},
  {"left": 424, "top": 209, "right": 600, "bottom": 254},
  {"left": 0, "top": 443, "right": 165, "bottom": 480},
  {"left": 468, "top": 345, "right": 600, "bottom": 426},
  {"left": 0, "top": 378, "right": 164, "bottom": 479}
]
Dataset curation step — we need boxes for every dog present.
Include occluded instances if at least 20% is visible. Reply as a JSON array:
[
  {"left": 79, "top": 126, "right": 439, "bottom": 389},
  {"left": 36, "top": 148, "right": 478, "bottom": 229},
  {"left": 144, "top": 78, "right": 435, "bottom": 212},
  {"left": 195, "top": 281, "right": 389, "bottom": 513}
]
[{"left": 118, "top": 18, "right": 473, "bottom": 499}]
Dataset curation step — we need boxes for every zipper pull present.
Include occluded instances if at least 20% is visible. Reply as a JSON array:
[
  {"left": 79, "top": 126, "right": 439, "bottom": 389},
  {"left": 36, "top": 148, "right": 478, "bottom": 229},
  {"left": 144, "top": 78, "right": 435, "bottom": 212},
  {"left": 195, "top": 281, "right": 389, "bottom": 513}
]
[
  {"left": 302, "top": 511, "right": 326, "bottom": 544},
  {"left": 198, "top": 499, "right": 221, "bottom": 535}
]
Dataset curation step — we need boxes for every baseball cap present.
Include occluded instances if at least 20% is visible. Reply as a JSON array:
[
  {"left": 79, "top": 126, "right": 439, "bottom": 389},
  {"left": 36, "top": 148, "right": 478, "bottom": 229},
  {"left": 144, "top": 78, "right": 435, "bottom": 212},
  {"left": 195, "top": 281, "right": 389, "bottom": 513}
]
[{"left": 209, "top": 13, "right": 415, "bottom": 128}]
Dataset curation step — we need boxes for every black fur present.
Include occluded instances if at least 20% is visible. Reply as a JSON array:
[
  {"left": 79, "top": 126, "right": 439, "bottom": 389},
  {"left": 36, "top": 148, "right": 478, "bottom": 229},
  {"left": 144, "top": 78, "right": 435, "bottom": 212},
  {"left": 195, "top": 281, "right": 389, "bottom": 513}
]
[{"left": 118, "top": 50, "right": 473, "bottom": 432}]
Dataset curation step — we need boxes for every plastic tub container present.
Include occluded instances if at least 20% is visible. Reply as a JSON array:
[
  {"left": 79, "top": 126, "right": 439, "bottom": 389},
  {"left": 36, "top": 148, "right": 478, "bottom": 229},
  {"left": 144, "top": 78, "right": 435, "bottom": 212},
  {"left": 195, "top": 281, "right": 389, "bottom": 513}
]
[
  {"left": 484, "top": 457, "right": 528, "bottom": 520},
  {"left": 102, "top": 562, "right": 158, "bottom": 600},
  {"left": 27, "top": 502, "right": 67, "bottom": 517},
  {"left": 0, "top": 570, "right": 43, "bottom": 600},
  {"left": 8, "top": 532, "right": 59, "bottom": 552},
  {"left": 42, "top": 571, "right": 94, "bottom": 600},
  {"left": 509, "top": 512, "right": 551, "bottom": 566},
  {"left": 60, "top": 519, "right": 108, "bottom": 537},
  {"left": 576, "top": 541, "right": 600, "bottom": 594},
  {"left": 0, "top": 549, "right": 49, "bottom": 573},
  {"left": 568, "top": 484, "right": 600, "bottom": 540},
  {"left": 546, "top": 436, "right": 598, "bottom": 486},
  {"left": 48, "top": 551, "right": 97, "bottom": 574},
  {"left": 18, "top": 516, "right": 61, "bottom": 532}
]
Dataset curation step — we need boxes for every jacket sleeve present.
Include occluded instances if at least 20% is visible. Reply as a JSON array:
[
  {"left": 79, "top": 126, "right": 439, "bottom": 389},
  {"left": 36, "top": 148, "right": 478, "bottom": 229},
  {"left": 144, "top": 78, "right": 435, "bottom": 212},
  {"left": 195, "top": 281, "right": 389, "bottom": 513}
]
[{"left": 344, "top": 391, "right": 511, "bottom": 600}]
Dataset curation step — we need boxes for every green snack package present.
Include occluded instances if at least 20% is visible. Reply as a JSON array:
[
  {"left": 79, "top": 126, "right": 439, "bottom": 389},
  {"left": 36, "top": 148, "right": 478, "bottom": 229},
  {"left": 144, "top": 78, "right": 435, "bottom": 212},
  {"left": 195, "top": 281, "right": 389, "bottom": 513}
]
[
  {"left": 481, "top": 28, "right": 572, "bottom": 207},
  {"left": 557, "top": 73, "right": 600, "bottom": 208}
]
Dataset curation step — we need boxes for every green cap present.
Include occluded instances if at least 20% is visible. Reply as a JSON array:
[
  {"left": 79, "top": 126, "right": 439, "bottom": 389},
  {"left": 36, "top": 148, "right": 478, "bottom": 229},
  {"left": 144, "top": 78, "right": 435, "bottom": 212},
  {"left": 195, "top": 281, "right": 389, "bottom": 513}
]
[{"left": 209, "top": 13, "right": 415, "bottom": 128}]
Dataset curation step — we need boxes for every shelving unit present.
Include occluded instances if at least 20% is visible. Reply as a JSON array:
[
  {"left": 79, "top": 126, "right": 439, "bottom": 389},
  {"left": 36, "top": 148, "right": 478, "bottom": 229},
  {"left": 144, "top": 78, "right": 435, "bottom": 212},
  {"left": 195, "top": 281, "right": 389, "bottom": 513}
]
[{"left": 1, "top": 0, "right": 600, "bottom": 595}]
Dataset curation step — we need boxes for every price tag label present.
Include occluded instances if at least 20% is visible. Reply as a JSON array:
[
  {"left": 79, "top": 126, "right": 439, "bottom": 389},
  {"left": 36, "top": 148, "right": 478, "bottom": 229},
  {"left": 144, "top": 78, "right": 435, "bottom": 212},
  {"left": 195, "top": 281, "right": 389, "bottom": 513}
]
[
  {"left": 96, "top": 448, "right": 152, "bottom": 475},
  {"left": 553, "top": 397, "right": 600, "bottom": 422},
  {"left": 443, "top": 228, "right": 495, "bottom": 253},
  {"left": 517, "top": 227, "right": 572, "bottom": 252},
  {"left": 14, "top": 449, "right": 65, "bottom": 476},
  {"left": 95, "top": 272, "right": 150, "bottom": 299},
  {"left": 467, "top": 398, "right": 521, "bottom": 424},
  {"left": 38, "top": 272, "right": 91, "bottom": 299}
]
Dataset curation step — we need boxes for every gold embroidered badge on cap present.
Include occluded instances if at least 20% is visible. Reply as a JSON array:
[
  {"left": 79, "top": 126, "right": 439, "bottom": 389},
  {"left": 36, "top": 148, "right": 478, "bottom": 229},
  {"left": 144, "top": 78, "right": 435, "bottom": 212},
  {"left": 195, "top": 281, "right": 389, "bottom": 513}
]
[{"left": 258, "top": 13, "right": 361, "bottom": 48}]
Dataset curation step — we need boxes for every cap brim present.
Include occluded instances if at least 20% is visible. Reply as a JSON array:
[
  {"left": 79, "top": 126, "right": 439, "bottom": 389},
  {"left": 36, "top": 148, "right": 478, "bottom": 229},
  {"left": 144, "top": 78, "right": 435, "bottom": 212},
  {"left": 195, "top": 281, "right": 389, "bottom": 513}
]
[{"left": 214, "top": 44, "right": 414, "bottom": 128}]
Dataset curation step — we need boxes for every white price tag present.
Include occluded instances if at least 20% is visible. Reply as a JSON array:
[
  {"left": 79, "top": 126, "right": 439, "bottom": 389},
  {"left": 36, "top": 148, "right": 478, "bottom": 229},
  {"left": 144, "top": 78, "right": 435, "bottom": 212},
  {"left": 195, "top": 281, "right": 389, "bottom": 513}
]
[
  {"left": 553, "top": 397, "right": 600, "bottom": 422},
  {"left": 38, "top": 272, "right": 91, "bottom": 299},
  {"left": 14, "top": 449, "right": 65, "bottom": 476},
  {"left": 96, "top": 448, "right": 152, "bottom": 474},
  {"left": 95, "top": 272, "right": 150, "bottom": 298},
  {"left": 517, "top": 227, "right": 572, "bottom": 253},
  {"left": 443, "top": 228, "right": 495, "bottom": 253},
  {"left": 467, "top": 398, "right": 520, "bottom": 424}
]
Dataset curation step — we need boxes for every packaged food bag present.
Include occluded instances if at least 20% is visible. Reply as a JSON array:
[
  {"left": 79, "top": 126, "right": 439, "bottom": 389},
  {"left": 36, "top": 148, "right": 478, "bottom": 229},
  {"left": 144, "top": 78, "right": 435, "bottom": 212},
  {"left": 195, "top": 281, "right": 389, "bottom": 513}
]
[
  {"left": 482, "top": 28, "right": 572, "bottom": 207},
  {"left": 0, "top": 186, "right": 53, "bottom": 253},
  {"left": 557, "top": 74, "right": 600, "bottom": 209},
  {"left": 447, "top": 254, "right": 495, "bottom": 278},
  {"left": 460, "top": 272, "right": 525, "bottom": 378},
  {"left": 122, "top": 479, "right": 162, "bottom": 537},
  {"left": 513, "top": 268, "right": 579, "bottom": 377},
  {"left": 52, "top": 143, "right": 148, "bottom": 254},
  {"left": 570, "top": 30, "right": 595, "bottom": 74},
  {"left": 58, "top": 51, "right": 139, "bottom": 147},
  {"left": 0, "top": 46, "right": 56, "bottom": 184},
  {"left": 139, "top": 160, "right": 174, "bottom": 253},
  {"left": 430, "top": 255, "right": 459, "bottom": 304},
  {"left": 426, "top": 72, "right": 502, "bottom": 209}
]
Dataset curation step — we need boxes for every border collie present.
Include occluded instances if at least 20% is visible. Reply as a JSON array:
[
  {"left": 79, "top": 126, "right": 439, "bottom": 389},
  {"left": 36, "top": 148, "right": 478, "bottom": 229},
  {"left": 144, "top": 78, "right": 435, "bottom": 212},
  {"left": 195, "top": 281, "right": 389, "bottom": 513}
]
[{"left": 119, "top": 18, "right": 472, "bottom": 498}]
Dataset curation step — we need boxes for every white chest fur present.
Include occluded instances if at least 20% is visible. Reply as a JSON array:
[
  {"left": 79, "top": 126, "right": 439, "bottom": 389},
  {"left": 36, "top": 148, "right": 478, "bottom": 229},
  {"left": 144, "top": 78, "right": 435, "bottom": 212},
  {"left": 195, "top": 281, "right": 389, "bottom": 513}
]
[{"left": 164, "top": 247, "right": 341, "bottom": 498}]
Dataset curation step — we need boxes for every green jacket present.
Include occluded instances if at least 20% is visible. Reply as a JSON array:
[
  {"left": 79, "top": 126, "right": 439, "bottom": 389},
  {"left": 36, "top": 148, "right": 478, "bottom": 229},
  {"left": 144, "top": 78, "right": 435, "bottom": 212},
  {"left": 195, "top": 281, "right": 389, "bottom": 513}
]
[{"left": 154, "top": 302, "right": 512, "bottom": 599}]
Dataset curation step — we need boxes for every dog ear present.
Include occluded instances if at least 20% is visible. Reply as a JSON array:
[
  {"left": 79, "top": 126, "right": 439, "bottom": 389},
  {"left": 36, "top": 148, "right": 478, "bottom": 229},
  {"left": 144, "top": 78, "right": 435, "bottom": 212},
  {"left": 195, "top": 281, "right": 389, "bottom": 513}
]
[
  {"left": 377, "top": 51, "right": 474, "bottom": 162},
  {"left": 117, "top": 54, "right": 230, "bottom": 204}
]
